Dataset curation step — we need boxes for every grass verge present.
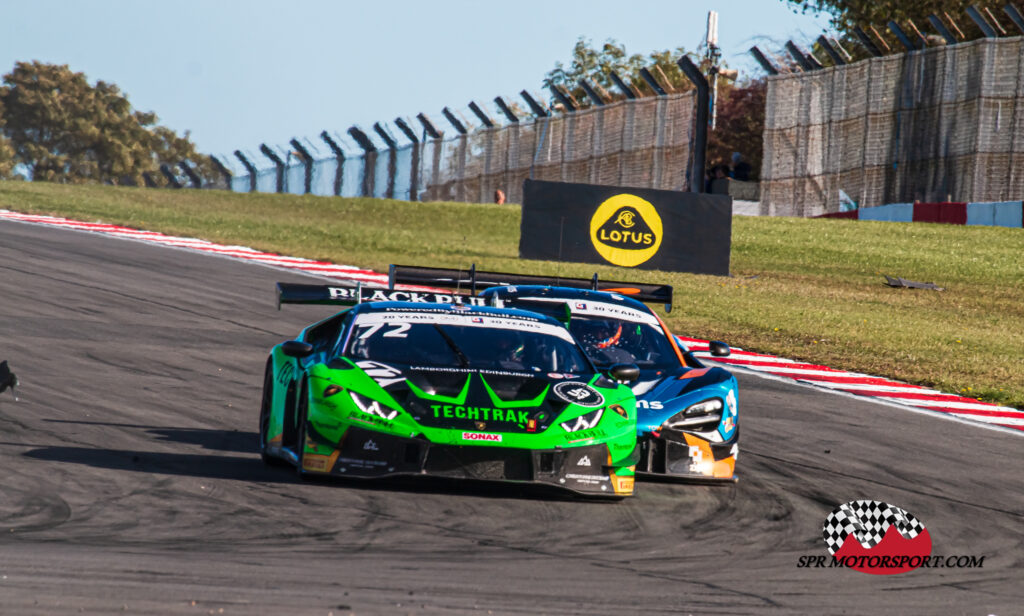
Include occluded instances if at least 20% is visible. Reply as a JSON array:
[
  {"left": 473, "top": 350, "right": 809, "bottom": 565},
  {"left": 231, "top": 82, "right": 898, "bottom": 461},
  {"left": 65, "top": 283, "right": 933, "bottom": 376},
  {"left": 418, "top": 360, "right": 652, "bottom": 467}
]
[{"left": 2, "top": 181, "right": 1021, "bottom": 409}]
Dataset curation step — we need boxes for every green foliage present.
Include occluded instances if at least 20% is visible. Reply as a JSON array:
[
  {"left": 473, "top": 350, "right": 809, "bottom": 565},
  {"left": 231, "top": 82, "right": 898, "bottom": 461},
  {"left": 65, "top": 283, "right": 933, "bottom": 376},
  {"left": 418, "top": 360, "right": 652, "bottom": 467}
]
[
  {"left": 707, "top": 79, "right": 766, "bottom": 179},
  {"left": 0, "top": 61, "right": 212, "bottom": 186},
  {"left": 543, "top": 37, "right": 700, "bottom": 105},
  {"left": 0, "top": 98, "right": 15, "bottom": 180}
]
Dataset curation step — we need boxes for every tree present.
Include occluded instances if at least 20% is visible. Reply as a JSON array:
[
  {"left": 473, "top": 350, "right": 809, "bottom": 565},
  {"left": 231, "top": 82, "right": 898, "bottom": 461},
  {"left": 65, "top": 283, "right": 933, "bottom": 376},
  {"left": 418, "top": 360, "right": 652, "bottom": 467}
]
[
  {"left": 543, "top": 38, "right": 703, "bottom": 106},
  {"left": 0, "top": 98, "right": 16, "bottom": 180},
  {"left": 0, "top": 61, "right": 212, "bottom": 186},
  {"left": 707, "top": 79, "right": 767, "bottom": 181}
]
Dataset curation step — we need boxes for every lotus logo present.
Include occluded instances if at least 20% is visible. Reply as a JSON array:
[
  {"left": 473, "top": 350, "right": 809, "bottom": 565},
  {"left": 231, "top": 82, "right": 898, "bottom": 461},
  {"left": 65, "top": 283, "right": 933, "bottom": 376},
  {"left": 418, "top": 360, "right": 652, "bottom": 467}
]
[
  {"left": 589, "top": 194, "right": 663, "bottom": 267},
  {"left": 614, "top": 210, "right": 636, "bottom": 228}
]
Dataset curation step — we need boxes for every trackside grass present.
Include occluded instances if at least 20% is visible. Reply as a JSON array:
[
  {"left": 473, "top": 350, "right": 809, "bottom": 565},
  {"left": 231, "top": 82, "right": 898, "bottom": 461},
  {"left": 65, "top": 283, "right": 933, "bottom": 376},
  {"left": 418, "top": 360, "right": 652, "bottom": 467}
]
[{"left": 2, "top": 181, "right": 1021, "bottom": 409}]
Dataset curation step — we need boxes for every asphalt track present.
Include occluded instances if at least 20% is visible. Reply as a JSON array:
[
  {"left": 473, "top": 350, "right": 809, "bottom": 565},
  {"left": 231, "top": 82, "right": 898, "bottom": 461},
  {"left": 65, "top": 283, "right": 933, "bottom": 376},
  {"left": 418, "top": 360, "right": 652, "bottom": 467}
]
[{"left": 0, "top": 220, "right": 1021, "bottom": 615}]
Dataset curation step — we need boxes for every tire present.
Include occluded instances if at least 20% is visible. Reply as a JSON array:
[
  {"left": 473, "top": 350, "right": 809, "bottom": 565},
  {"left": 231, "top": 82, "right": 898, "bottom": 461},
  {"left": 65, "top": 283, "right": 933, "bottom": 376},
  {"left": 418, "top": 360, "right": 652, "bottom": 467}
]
[
  {"left": 294, "top": 379, "right": 310, "bottom": 480},
  {"left": 258, "top": 360, "right": 287, "bottom": 467}
]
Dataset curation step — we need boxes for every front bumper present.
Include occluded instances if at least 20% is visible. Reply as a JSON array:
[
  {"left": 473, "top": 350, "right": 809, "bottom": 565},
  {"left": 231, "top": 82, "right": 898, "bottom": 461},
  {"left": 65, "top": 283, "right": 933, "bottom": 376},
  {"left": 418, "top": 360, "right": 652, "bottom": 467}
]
[
  {"left": 635, "top": 428, "right": 737, "bottom": 481},
  {"left": 300, "top": 426, "right": 636, "bottom": 497}
]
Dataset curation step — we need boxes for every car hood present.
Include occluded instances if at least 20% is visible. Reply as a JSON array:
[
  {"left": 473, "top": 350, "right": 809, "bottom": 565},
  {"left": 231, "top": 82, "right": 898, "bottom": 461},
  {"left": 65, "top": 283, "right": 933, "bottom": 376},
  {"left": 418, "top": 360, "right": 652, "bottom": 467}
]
[
  {"left": 631, "top": 365, "right": 734, "bottom": 406},
  {"left": 331, "top": 359, "right": 619, "bottom": 434}
]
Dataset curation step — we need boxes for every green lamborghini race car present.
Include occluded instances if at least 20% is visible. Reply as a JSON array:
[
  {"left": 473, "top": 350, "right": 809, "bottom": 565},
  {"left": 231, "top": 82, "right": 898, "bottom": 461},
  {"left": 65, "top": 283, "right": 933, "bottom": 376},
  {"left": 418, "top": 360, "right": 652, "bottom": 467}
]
[{"left": 258, "top": 282, "right": 640, "bottom": 497}]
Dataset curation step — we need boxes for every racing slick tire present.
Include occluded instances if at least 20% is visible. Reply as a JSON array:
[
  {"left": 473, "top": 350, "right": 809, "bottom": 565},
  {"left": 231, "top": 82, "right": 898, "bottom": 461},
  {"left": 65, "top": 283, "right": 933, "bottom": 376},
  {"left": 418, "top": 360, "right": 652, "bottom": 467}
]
[
  {"left": 258, "top": 360, "right": 287, "bottom": 467},
  {"left": 294, "top": 378, "right": 311, "bottom": 480}
]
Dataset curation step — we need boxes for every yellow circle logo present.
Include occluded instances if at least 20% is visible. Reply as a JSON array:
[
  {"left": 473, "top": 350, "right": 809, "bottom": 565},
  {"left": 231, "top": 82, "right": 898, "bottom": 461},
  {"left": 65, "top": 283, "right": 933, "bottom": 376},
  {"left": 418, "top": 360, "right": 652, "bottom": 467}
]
[{"left": 589, "top": 194, "right": 663, "bottom": 267}]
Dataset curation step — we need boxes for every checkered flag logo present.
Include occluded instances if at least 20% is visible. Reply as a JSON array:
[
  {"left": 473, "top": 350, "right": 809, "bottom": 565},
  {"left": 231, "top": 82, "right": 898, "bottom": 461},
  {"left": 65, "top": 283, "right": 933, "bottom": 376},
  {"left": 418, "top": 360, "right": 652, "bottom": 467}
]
[{"left": 822, "top": 500, "right": 926, "bottom": 555}]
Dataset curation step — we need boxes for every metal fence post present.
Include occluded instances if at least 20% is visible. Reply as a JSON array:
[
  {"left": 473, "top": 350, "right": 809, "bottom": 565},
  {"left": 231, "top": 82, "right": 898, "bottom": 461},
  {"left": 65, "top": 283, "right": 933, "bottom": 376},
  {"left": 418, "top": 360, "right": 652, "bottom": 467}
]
[
  {"left": 887, "top": 21, "right": 917, "bottom": 50},
  {"left": 348, "top": 126, "right": 377, "bottom": 197},
  {"left": 289, "top": 138, "right": 314, "bottom": 194},
  {"left": 234, "top": 151, "right": 258, "bottom": 192},
  {"left": 416, "top": 113, "right": 442, "bottom": 201},
  {"left": 520, "top": 91, "right": 549, "bottom": 117},
  {"left": 320, "top": 131, "right": 346, "bottom": 197},
  {"left": 178, "top": 160, "right": 202, "bottom": 188},
  {"left": 749, "top": 46, "right": 780, "bottom": 75},
  {"left": 966, "top": 5, "right": 998, "bottom": 37},
  {"left": 609, "top": 71, "right": 639, "bottom": 99},
  {"left": 210, "top": 155, "right": 233, "bottom": 190},
  {"left": 373, "top": 122, "right": 398, "bottom": 200},
  {"left": 639, "top": 67, "right": 668, "bottom": 96},
  {"left": 493, "top": 96, "right": 520, "bottom": 123},
  {"left": 853, "top": 26, "right": 885, "bottom": 56},
  {"left": 786, "top": 41, "right": 817, "bottom": 71},
  {"left": 468, "top": 102, "right": 495, "bottom": 127},
  {"left": 259, "top": 144, "right": 285, "bottom": 193},
  {"left": 550, "top": 85, "right": 579, "bottom": 111},
  {"left": 394, "top": 118, "right": 420, "bottom": 201},
  {"left": 160, "top": 164, "right": 183, "bottom": 188},
  {"left": 678, "top": 56, "right": 709, "bottom": 193},
  {"left": 441, "top": 108, "right": 469, "bottom": 202},
  {"left": 467, "top": 103, "right": 496, "bottom": 202},
  {"left": 817, "top": 36, "right": 847, "bottom": 65},
  {"left": 579, "top": 79, "right": 607, "bottom": 106}
]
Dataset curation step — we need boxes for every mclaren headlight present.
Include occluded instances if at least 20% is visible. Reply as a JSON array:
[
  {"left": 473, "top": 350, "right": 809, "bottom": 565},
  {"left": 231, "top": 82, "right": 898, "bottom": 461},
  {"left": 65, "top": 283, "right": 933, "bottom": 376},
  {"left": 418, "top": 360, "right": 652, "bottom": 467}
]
[
  {"left": 663, "top": 398, "right": 723, "bottom": 431},
  {"left": 560, "top": 408, "right": 604, "bottom": 432}
]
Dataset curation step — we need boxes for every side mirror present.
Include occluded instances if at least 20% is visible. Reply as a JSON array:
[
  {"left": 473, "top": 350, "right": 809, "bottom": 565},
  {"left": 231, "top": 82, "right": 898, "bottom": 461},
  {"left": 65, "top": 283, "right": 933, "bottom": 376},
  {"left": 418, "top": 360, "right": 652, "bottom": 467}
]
[
  {"left": 608, "top": 363, "right": 640, "bottom": 383},
  {"left": 281, "top": 340, "right": 314, "bottom": 358},
  {"left": 708, "top": 341, "right": 731, "bottom": 357}
]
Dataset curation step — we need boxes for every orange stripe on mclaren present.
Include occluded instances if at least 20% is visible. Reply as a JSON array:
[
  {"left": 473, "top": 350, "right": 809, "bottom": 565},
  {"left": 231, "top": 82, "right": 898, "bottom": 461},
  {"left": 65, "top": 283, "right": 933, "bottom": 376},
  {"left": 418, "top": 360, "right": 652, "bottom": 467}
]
[
  {"left": 654, "top": 313, "right": 687, "bottom": 368},
  {"left": 602, "top": 287, "right": 642, "bottom": 295}
]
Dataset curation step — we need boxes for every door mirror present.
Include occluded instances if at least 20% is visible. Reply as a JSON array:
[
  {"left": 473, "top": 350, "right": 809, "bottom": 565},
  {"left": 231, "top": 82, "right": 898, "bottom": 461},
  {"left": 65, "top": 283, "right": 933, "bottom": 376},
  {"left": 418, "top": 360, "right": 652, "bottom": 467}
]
[
  {"left": 708, "top": 340, "right": 731, "bottom": 357},
  {"left": 281, "top": 340, "right": 314, "bottom": 358},
  {"left": 608, "top": 363, "right": 640, "bottom": 383}
]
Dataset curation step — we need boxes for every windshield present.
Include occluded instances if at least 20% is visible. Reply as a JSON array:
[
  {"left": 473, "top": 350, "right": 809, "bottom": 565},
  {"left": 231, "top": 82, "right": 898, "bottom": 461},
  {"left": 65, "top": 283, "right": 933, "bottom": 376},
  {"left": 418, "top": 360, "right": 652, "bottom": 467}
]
[
  {"left": 570, "top": 316, "right": 679, "bottom": 370},
  {"left": 344, "top": 311, "right": 591, "bottom": 374}
]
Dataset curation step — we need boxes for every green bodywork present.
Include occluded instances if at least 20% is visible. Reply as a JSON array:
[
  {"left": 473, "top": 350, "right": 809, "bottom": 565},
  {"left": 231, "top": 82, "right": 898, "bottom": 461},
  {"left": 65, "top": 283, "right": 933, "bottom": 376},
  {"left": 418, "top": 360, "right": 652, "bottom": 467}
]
[{"left": 267, "top": 348, "right": 637, "bottom": 464}]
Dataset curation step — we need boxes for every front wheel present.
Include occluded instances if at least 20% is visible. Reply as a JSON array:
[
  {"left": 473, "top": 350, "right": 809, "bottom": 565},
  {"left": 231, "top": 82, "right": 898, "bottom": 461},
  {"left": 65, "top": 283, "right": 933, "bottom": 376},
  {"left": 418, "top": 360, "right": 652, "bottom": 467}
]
[
  {"left": 258, "top": 360, "right": 287, "bottom": 467},
  {"left": 294, "top": 379, "right": 311, "bottom": 480}
]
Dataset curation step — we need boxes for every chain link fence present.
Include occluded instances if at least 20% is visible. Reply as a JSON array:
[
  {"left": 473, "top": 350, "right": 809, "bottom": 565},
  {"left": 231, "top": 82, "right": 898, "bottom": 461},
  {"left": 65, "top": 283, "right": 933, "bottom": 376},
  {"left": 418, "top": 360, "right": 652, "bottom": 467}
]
[
  {"left": 226, "top": 91, "right": 696, "bottom": 204},
  {"left": 762, "top": 36, "right": 1024, "bottom": 216}
]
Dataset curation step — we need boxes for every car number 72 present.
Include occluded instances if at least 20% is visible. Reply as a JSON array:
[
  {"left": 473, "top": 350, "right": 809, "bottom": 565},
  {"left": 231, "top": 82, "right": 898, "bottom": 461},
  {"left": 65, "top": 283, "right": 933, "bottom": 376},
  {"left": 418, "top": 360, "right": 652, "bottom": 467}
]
[{"left": 358, "top": 323, "right": 411, "bottom": 339}]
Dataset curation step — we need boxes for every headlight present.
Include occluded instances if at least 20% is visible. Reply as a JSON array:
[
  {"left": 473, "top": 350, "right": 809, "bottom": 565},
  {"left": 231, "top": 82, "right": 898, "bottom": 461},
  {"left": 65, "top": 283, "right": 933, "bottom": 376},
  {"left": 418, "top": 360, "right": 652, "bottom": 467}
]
[
  {"left": 322, "top": 384, "right": 344, "bottom": 397},
  {"left": 663, "top": 398, "right": 723, "bottom": 431},
  {"left": 560, "top": 408, "right": 604, "bottom": 432},
  {"left": 349, "top": 390, "right": 399, "bottom": 421}
]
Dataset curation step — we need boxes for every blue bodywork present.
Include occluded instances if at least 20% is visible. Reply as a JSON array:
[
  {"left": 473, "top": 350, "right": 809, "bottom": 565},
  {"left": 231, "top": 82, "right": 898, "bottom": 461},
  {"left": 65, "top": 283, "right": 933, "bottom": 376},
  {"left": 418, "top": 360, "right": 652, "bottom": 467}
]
[{"left": 481, "top": 284, "right": 740, "bottom": 479}]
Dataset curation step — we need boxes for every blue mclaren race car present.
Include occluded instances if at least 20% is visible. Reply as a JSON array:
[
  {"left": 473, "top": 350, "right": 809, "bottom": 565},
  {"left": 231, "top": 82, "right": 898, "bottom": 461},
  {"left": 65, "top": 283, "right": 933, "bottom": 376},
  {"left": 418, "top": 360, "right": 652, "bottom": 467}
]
[{"left": 388, "top": 265, "right": 739, "bottom": 482}]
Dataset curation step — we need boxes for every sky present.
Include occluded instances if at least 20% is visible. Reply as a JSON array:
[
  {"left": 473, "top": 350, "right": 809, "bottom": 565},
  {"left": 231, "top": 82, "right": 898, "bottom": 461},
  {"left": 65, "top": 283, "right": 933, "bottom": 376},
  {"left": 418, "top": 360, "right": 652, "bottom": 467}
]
[{"left": 0, "top": 0, "right": 833, "bottom": 171}]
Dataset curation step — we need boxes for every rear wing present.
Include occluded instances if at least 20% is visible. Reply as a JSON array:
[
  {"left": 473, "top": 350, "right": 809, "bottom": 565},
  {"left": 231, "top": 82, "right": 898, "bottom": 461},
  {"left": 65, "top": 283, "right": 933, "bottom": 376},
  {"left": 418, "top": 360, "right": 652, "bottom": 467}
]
[
  {"left": 388, "top": 264, "right": 674, "bottom": 312},
  {"left": 275, "top": 281, "right": 495, "bottom": 309}
]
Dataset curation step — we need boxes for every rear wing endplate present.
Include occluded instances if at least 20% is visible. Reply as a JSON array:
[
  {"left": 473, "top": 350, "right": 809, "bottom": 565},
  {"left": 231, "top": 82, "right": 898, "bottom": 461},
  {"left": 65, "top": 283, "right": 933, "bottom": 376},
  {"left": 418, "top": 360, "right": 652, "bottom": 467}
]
[{"left": 388, "top": 264, "right": 674, "bottom": 311}]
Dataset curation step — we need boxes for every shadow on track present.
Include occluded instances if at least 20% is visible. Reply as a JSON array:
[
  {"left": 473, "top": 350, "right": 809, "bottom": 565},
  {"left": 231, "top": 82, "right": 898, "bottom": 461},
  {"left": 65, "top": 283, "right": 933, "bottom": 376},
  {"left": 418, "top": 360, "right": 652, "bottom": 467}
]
[
  {"left": 21, "top": 443, "right": 621, "bottom": 504},
  {"left": 43, "top": 419, "right": 255, "bottom": 454}
]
